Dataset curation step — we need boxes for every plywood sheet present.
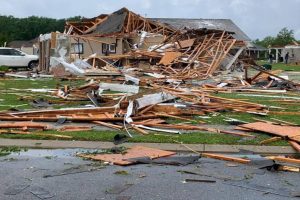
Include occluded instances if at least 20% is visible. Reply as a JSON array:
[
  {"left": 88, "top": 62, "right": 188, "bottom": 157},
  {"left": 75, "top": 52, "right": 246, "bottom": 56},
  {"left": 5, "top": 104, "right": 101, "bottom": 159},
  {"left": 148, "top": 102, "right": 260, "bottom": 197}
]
[
  {"left": 178, "top": 38, "right": 195, "bottom": 48},
  {"left": 80, "top": 146, "right": 176, "bottom": 165},
  {"left": 239, "top": 122, "right": 300, "bottom": 142},
  {"left": 159, "top": 52, "right": 181, "bottom": 66}
]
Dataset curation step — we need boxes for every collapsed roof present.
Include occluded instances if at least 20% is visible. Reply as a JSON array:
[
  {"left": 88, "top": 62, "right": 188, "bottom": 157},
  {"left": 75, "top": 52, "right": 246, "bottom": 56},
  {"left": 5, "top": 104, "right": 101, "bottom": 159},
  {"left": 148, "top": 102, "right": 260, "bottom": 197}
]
[
  {"left": 152, "top": 18, "right": 251, "bottom": 41},
  {"left": 65, "top": 14, "right": 108, "bottom": 35},
  {"left": 64, "top": 8, "right": 251, "bottom": 42},
  {"left": 65, "top": 8, "right": 176, "bottom": 36}
]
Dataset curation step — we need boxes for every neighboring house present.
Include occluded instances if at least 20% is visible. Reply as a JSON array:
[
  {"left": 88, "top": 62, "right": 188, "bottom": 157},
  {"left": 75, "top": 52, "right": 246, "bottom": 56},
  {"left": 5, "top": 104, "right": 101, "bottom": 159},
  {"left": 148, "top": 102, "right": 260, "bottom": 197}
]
[
  {"left": 8, "top": 38, "right": 39, "bottom": 55},
  {"left": 268, "top": 45, "right": 285, "bottom": 63},
  {"left": 246, "top": 43, "right": 268, "bottom": 60},
  {"left": 268, "top": 42, "right": 300, "bottom": 64},
  {"left": 282, "top": 43, "right": 300, "bottom": 64}
]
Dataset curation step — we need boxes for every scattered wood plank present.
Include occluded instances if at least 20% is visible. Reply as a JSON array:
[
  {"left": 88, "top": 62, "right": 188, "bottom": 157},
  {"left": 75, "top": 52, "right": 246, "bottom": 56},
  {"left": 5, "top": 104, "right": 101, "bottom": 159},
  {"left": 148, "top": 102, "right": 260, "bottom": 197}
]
[
  {"left": 78, "top": 146, "right": 176, "bottom": 166},
  {"left": 0, "top": 122, "right": 49, "bottom": 130},
  {"left": 0, "top": 130, "right": 72, "bottom": 139},
  {"left": 267, "top": 156, "right": 300, "bottom": 165},
  {"left": 93, "top": 121, "right": 123, "bottom": 130},
  {"left": 259, "top": 137, "right": 282, "bottom": 145},
  {"left": 58, "top": 126, "right": 92, "bottom": 132},
  {"left": 158, "top": 52, "right": 182, "bottom": 66},
  {"left": 201, "top": 153, "right": 251, "bottom": 164},
  {"left": 289, "top": 141, "right": 300, "bottom": 152},
  {"left": 239, "top": 122, "right": 300, "bottom": 143}
]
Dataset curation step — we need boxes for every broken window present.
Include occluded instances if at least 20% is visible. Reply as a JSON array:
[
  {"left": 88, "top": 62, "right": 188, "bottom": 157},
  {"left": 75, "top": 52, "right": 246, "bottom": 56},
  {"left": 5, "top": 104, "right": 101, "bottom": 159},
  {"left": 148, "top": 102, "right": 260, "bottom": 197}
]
[
  {"left": 102, "top": 43, "right": 116, "bottom": 54},
  {"left": 71, "top": 43, "right": 84, "bottom": 54}
]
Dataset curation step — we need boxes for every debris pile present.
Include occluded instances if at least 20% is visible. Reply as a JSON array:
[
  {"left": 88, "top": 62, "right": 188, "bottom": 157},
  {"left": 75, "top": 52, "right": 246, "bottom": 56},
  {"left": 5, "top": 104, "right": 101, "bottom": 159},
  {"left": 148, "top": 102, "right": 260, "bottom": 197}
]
[
  {"left": 77, "top": 144, "right": 300, "bottom": 176},
  {"left": 0, "top": 8, "right": 300, "bottom": 170}
]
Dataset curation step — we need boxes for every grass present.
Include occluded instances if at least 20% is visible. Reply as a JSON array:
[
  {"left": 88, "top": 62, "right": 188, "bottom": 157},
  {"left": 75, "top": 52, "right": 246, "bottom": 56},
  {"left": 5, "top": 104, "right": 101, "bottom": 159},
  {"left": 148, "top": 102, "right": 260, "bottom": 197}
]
[
  {"left": 0, "top": 77, "right": 299, "bottom": 145},
  {"left": 210, "top": 92, "right": 300, "bottom": 124},
  {"left": 0, "top": 66, "right": 9, "bottom": 72},
  {"left": 0, "top": 129, "right": 289, "bottom": 146},
  {"left": 257, "top": 60, "right": 300, "bottom": 71},
  {"left": 0, "top": 146, "right": 26, "bottom": 157},
  {"left": 0, "top": 78, "right": 86, "bottom": 111}
]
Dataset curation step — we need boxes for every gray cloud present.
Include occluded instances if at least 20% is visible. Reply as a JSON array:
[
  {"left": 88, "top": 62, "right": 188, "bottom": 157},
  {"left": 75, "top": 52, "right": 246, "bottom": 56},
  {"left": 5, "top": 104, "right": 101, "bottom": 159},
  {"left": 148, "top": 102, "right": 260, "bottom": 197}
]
[{"left": 0, "top": 0, "right": 299, "bottom": 40}]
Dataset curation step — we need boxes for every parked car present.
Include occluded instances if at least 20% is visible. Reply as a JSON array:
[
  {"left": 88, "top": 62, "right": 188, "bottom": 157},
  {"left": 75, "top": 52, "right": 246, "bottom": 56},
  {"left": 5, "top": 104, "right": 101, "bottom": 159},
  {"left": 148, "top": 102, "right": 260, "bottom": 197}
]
[{"left": 0, "top": 47, "right": 39, "bottom": 69}]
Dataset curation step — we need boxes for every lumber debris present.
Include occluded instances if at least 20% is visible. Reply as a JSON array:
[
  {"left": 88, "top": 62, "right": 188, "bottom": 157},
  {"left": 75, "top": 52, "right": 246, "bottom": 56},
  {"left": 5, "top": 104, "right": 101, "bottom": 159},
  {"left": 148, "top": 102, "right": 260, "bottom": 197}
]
[
  {"left": 78, "top": 146, "right": 176, "bottom": 166},
  {"left": 0, "top": 130, "right": 72, "bottom": 139},
  {"left": 238, "top": 122, "right": 300, "bottom": 143},
  {"left": 267, "top": 156, "right": 300, "bottom": 165},
  {"left": 259, "top": 137, "right": 282, "bottom": 145},
  {"left": 289, "top": 141, "right": 300, "bottom": 152},
  {"left": 201, "top": 153, "right": 251, "bottom": 164},
  {"left": 2, "top": 7, "right": 300, "bottom": 171}
]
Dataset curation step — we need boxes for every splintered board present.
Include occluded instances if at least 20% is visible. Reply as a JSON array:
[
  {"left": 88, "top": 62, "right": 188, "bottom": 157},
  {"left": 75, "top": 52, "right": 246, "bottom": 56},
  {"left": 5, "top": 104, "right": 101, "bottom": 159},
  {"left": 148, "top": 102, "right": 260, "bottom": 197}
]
[
  {"left": 79, "top": 146, "right": 176, "bottom": 165},
  {"left": 158, "top": 52, "right": 182, "bottom": 66},
  {"left": 239, "top": 122, "right": 300, "bottom": 143}
]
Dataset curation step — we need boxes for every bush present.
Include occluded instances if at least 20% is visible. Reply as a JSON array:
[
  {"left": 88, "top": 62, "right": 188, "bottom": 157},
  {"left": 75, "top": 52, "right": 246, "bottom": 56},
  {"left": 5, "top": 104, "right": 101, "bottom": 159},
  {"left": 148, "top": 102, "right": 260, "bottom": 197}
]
[{"left": 0, "top": 65, "right": 9, "bottom": 72}]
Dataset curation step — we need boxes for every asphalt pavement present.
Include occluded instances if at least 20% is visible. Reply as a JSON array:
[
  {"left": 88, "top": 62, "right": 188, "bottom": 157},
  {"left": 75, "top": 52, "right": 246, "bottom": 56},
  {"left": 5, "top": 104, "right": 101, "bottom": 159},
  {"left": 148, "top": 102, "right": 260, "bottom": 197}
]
[{"left": 0, "top": 149, "right": 299, "bottom": 200}]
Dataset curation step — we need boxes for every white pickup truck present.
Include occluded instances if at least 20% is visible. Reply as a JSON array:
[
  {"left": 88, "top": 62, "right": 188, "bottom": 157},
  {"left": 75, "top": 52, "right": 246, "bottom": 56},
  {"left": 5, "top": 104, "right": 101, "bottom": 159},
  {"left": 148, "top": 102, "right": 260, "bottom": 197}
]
[{"left": 0, "top": 47, "right": 39, "bottom": 69}]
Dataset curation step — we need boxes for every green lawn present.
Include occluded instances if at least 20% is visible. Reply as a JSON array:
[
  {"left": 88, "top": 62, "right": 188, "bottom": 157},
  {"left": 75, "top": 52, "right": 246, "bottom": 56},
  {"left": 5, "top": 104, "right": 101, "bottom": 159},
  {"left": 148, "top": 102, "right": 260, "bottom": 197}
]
[
  {"left": 0, "top": 129, "right": 289, "bottom": 146},
  {"left": 211, "top": 92, "right": 300, "bottom": 124},
  {"left": 0, "top": 78, "right": 86, "bottom": 111},
  {"left": 0, "top": 77, "right": 299, "bottom": 145},
  {"left": 257, "top": 60, "right": 300, "bottom": 71}
]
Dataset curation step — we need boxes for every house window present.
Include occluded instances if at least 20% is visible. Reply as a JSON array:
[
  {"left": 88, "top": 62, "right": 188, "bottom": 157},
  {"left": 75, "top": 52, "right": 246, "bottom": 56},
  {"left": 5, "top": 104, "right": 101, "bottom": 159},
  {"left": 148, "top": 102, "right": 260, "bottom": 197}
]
[
  {"left": 71, "top": 43, "right": 84, "bottom": 54},
  {"left": 102, "top": 43, "right": 116, "bottom": 54}
]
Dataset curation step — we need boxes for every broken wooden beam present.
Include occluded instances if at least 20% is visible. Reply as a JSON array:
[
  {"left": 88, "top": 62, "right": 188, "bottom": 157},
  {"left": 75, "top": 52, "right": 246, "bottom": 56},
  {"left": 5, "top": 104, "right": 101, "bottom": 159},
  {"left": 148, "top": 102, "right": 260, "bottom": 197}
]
[
  {"left": 267, "top": 156, "right": 300, "bottom": 165},
  {"left": 201, "top": 153, "right": 251, "bottom": 164},
  {"left": 289, "top": 141, "right": 300, "bottom": 152}
]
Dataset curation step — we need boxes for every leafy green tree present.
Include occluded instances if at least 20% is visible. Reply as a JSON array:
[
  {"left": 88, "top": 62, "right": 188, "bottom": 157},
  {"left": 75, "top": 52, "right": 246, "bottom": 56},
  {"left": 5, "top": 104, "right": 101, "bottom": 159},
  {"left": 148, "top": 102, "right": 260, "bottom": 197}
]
[
  {"left": 274, "top": 27, "right": 295, "bottom": 46},
  {"left": 253, "top": 28, "right": 296, "bottom": 48},
  {"left": 0, "top": 15, "right": 74, "bottom": 46},
  {"left": 253, "top": 36, "right": 276, "bottom": 48}
]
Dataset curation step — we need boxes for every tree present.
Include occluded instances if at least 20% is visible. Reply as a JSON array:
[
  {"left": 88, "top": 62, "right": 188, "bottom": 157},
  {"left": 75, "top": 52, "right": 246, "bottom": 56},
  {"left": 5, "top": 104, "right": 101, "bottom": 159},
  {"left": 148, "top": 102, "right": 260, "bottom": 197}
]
[
  {"left": 274, "top": 27, "right": 295, "bottom": 46},
  {"left": 253, "top": 28, "right": 296, "bottom": 48},
  {"left": 0, "top": 15, "right": 72, "bottom": 46},
  {"left": 253, "top": 36, "right": 276, "bottom": 48}
]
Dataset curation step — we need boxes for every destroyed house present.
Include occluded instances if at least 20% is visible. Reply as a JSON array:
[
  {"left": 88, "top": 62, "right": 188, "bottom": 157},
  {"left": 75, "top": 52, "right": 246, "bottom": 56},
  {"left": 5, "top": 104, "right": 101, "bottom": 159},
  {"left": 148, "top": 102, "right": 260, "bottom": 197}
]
[
  {"left": 152, "top": 18, "right": 251, "bottom": 42},
  {"left": 38, "top": 8, "right": 252, "bottom": 74},
  {"left": 154, "top": 18, "right": 257, "bottom": 57},
  {"left": 38, "top": 8, "right": 176, "bottom": 72}
]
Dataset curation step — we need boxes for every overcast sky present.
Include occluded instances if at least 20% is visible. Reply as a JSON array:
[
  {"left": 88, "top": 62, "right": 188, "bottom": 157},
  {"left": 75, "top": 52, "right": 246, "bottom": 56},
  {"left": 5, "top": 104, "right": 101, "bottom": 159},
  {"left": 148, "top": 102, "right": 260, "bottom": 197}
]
[{"left": 1, "top": 0, "right": 299, "bottom": 40}]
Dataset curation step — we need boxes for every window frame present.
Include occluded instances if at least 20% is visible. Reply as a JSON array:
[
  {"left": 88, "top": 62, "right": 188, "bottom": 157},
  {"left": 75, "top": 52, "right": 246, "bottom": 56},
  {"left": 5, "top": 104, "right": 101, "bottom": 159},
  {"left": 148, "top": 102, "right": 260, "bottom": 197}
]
[{"left": 102, "top": 43, "right": 116, "bottom": 54}]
